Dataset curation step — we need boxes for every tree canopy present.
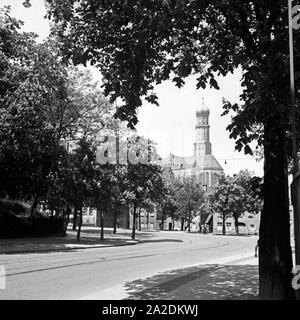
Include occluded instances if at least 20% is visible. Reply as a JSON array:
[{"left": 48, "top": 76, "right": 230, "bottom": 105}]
[{"left": 209, "top": 170, "right": 262, "bottom": 235}]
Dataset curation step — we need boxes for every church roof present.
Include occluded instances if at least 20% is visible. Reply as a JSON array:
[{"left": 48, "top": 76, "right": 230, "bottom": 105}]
[{"left": 168, "top": 153, "right": 223, "bottom": 171}]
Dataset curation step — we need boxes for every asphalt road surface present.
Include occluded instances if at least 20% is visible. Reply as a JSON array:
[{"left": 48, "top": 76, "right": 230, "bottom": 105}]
[{"left": 0, "top": 231, "right": 258, "bottom": 299}]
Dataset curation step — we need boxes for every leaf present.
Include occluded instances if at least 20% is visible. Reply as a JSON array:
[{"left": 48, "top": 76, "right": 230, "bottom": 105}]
[
  {"left": 209, "top": 78, "right": 220, "bottom": 90},
  {"left": 244, "top": 145, "right": 253, "bottom": 155}
]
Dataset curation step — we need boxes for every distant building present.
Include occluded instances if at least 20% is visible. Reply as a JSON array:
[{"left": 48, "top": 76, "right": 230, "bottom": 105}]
[
  {"left": 60, "top": 138, "right": 79, "bottom": 154},
  {"left": 97, "top": 207, "right": 130, "bottom": 230},
  {"left": 129, "top": 208, "right": 158, "bottom": 231},
  {"left": 73, "top": 207, "right": 130, "bottom": 229},
  {"left": 82, "top": 207, "right": 97, "bottom": 225},
  {"left": 213, "top": 212, "right": 260, "bottom": 235}
]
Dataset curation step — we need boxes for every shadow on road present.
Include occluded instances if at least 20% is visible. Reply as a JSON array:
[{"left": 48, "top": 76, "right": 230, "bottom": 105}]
[
  {"left": 212, "top": 233, "right": 254, "bottom": 237},
  {"left": 123, "top": 264, "right": 258, "bottom": 300},
  {"left": 0, "top": 227, "right": 149, "bottom": 254},
  {"left": 0, "top": 237, "right": 138, "bottom": 254}
]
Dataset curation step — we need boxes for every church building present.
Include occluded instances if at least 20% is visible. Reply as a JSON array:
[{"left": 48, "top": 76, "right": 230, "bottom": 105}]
[{"left": 162, "top": 100, "right": 224, "bottom": 191}]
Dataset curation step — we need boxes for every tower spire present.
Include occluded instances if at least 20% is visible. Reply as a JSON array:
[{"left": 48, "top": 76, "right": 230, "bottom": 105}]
[{"left": 194, "top": 99, "right": 211, "bottom": 156}]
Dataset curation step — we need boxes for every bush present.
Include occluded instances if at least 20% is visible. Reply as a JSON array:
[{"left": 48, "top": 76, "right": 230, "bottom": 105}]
[{"left": 0, "top": 199, "right": 64, "bottom": 238}]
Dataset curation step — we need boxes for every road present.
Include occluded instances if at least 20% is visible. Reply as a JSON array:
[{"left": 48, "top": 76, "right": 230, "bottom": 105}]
[{"left": 0, "top": 231, "right": 258, "bottom": 300}]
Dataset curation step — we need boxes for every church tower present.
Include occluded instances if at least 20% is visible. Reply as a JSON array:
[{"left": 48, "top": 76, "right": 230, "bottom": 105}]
[{"left": 194, "top": 98, "right": 212, "bottom": 156}]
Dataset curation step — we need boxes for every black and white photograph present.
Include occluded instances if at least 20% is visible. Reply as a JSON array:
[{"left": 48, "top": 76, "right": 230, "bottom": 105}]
[{"left": 0, "top": 0, "right": 300, "bottom": 308}]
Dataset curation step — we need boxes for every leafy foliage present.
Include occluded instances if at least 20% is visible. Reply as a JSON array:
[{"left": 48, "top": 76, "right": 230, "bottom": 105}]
[
  {"left": 209, "top": 170, "right": 262, "bottom": 235},
  {"left": 174, "top": 176, "right": 205, "bottom": 232},
  {"left": 0, "top": 13, "right": 69, "bottom": 201}
]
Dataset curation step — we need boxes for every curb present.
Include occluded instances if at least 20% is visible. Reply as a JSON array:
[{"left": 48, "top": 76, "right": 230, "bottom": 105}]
[
  {"left": 207, "top": 251, "right": 256, "bottom": 265},
  {"left": 181, "top": 251, "right": 256, "bottom": 270},
  {"left": 0, "top": 239, "right": 141, "bottom": 255}
]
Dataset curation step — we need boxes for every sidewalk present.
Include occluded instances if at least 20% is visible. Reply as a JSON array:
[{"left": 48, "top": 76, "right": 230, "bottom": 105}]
[
  {"left": 123, "top": 255, "right": 259, "bottom": 300},
  {"left": 80, "top": 253, "right": 259, "bottom": 300},
  {"left": 0, "top": 227, "right": 140, "bottom": 254}
]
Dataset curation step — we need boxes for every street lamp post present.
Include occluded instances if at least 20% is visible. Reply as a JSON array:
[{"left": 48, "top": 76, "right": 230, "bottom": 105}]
[
  {"left": 289, "top": 0, "right": 299, "bottom": 176},
  {"left": 289, "top": 0, "right": 300, "bottom": 270}
]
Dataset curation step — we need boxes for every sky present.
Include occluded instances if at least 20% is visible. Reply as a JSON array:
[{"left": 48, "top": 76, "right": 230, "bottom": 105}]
[{"left": 1, "top": 0, "right": 264, "bottom": 176}]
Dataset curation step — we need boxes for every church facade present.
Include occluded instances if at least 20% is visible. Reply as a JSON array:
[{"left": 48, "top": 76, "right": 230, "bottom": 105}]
[{"left": 162, "top": 100, "right": 224, "bottom": 191}]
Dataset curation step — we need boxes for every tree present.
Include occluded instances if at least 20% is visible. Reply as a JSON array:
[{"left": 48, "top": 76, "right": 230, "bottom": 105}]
[
  {"left": 44, "top": 147, "right": 74, "bottom": 235},
  {"left": 157, "top": 168, "right": 178, "bottom": 231},
  {"left": 209, "top": 175, "right": 244, "bottom": 235},
  {"left": 198, "top": 194, "right": 215, "bottom": 232},
  {"left": 66, "top": 67, "right": 124, "bottom": 141},
  {"left": 91, "top": 163, "right": 117, "bottom": 241},
  {"left": 175, "top": 176, "right": 205, "bottom": 233},
  {"left": 70, "top": 138, "right": 95, "bottom": 241},
  {"left": 0, "top": 9, "right": 127, "bottom": 241},
  {"left": 46, "top": 0, "right": 300, "bottom": 299},
  {"left": 102, "top": 133, "right": 163, "bottom": 239},
  {"left": 209, "top": 172, "right": 262, "bottom": 235},
  {"left": 232, "top": 170, "right": 263, "bottom": 234},
  {"left": 110, "top": 165, "right": 127, "bottom": 235},
  {"left": 123, "top": 162, "right": 163, "bottom": 240},
  {"left": 140, "top": 199, "right": 156, "bottom": 230},
  {"left": 92, "top": 131, "right": 163, "bottom": 239},
  {"left": 0, "top": 12, "right": 70, "bottom": 212}
]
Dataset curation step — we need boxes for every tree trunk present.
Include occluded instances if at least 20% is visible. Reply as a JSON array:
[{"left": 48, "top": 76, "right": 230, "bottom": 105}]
[
  {"left": 259, "top": 122, "right": 295, "bottom": 300},
  {"left": 63, "top": 205, "right": 71, "bottom": 237},
  {"left": 72, "top": 207, "right": 78, "bottom": 231},
  {"left": 222, "top": 213, "right": 226, "bottom": 236},
  {"left": 138, "top": 208, "right": 141, "bottom": 231},
  {"left": 234, "top": 215, "right": 239, "bottom": 235},
  {"left": 161, "top": 208, "right": 165, "bottom": 231},
  {"left": 181, "top": 217, "right": 184, "bottom": 231},
  {"left": 199, "top": 212, "right": 202, "bottom": 233},
  {"left": 29, "top": 195, "right": 38, "bottom": 219},
  {"left": 188, "top": 209, "right": 191, "bottom": 233},
  {"left": 99, "top": 208, "right": 104, "bottom": 241},
  {"left": 76, "top": 207, "right": 83, "bottom": 241},
  {"left": 113, "top": 208, "right": 118, "bottom": 235},
  {"left": 147, "top": 212, "right": 149, "bottom": 230},
  {"left": 132, "top": 205, "right": 137, "bottom": 240}
]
